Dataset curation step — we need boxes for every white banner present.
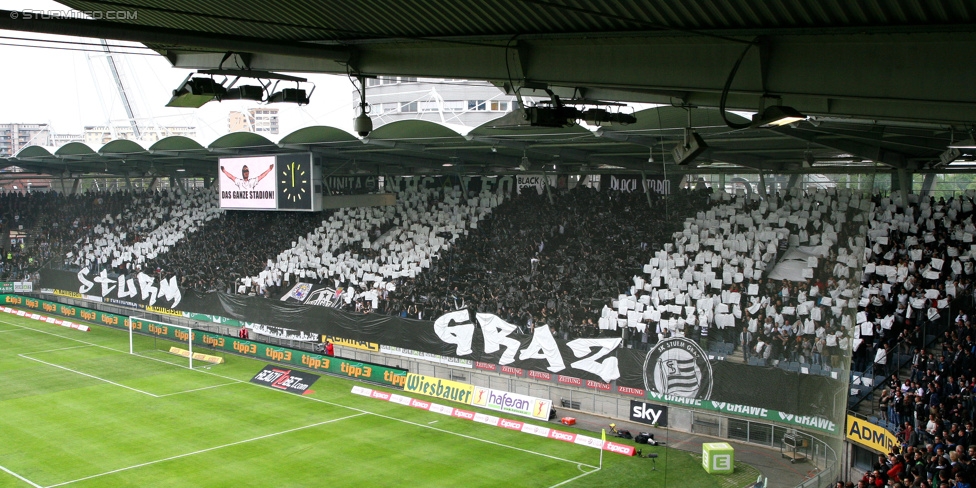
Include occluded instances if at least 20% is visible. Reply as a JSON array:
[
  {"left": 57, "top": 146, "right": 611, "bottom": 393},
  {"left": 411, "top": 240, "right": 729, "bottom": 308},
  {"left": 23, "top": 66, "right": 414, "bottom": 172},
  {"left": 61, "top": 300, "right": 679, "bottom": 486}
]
[
  {"left": 380, "top": 344, "right": 475, "bottom": 368},
  {"left": 471, "top": 386, "right": 553, "bottom": 420},
  {"left": 516, "top": 175, "right": 549, "bottom": 195}
]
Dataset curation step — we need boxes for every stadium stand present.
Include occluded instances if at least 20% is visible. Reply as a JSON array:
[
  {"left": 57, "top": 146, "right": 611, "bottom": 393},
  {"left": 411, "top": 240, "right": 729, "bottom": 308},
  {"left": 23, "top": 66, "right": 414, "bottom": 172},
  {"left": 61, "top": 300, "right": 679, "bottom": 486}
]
[{"left": 10, "top": 182, "right": 976, "bottom": 470}]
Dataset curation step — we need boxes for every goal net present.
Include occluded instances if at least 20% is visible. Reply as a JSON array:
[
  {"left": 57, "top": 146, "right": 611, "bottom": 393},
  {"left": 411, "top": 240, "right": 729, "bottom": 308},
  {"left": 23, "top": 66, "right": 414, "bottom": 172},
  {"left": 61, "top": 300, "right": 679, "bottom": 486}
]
[{"left": 126, "top": 316, "right": 198, "bottom": 369}]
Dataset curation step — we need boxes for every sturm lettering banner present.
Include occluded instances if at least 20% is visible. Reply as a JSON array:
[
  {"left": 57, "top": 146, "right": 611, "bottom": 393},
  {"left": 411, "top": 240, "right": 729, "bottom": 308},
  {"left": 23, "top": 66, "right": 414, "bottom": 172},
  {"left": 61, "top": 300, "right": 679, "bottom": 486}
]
[{"left": 42, "top": 268, "right": 184, "bottom": 310}]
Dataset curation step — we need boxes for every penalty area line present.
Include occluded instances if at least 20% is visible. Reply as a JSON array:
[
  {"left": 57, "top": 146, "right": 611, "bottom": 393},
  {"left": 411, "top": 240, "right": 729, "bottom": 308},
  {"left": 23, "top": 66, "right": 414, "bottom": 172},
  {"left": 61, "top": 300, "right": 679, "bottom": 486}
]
[
  {"left": 0, "top": 463, "right": 42, "bottom": 488},
  {"left": 156, "top": 382, "right": 240, "bottom": 397},
  {"left": 45, "top": 412, "right": 366, "bottom": 488},
  {"left": 18, "top": 354, "right": 160, "bottom": 398}
]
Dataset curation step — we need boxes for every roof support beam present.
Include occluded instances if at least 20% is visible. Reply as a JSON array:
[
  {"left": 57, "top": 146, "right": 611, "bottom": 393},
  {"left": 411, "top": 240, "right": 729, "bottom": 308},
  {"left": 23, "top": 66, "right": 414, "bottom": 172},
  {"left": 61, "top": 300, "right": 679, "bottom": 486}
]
[
  {"left": 159, "top": 31, "right": 976, "bottom": 125},
  {"left": 768, "top": 127, "right": 918, "bottom": 170}
]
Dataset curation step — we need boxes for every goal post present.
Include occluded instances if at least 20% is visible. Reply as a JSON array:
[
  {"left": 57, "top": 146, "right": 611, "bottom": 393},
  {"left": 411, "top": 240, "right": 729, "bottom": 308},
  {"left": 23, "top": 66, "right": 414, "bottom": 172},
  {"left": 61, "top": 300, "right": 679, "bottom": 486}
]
[{"left": 126, "top": 316, "right": 196, "bottom": 369}]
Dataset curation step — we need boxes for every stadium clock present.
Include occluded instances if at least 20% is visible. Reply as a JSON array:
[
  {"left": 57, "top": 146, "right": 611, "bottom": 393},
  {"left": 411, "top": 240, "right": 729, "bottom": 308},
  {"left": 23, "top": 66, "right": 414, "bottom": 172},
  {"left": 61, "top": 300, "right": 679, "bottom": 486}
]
[{"left": 276, "top": 154, "right": 312, "bottom": 209}]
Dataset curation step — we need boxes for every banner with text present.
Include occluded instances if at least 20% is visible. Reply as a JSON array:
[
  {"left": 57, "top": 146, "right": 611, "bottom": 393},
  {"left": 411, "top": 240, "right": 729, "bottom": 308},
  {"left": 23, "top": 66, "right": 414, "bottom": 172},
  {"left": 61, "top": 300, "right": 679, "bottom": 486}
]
[
  {"left": 846, "top": 415, "right": 900, "bottom": 454},
  {"left": 471, "top": 386, "right": 552, "bottom": 421},
  {"left": 32, "top": 273, "right": 848, "bottom": 434},
  {"left": 404, "top": 373, "right": 474, "bottom": 404}
]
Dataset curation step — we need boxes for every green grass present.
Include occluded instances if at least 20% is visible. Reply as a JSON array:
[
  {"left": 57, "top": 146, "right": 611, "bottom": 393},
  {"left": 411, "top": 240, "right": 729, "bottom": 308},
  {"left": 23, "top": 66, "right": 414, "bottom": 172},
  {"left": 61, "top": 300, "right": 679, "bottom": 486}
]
[{"left": 0, "top": 314, "right": 760, "bottom": 487}]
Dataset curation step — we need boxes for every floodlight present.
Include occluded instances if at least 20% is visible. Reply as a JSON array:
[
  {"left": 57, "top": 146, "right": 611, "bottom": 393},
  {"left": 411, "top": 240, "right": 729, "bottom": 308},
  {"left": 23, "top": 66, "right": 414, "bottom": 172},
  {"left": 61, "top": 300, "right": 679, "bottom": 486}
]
[
  {"left": 166, "top": 76, "right": 225, "bottom": 108},
  {"left": 948, "top": 138, "right": 976, "bottom": 149},
  {"left": 222, "top": 85, "right": 264, "bottom": 101},
  {"left": 751, "top": 105, "right": 806, "bottom": 128},
  {"left": 267, "top": 88, "right": 310, "bottom": 105}
]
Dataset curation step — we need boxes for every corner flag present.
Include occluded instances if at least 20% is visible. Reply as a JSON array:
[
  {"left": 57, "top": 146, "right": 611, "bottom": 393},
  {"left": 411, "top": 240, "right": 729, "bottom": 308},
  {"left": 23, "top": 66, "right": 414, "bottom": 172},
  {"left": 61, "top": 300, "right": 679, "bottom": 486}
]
[{"left": 602, "top": 429, "right": 606, "bottom": 442}]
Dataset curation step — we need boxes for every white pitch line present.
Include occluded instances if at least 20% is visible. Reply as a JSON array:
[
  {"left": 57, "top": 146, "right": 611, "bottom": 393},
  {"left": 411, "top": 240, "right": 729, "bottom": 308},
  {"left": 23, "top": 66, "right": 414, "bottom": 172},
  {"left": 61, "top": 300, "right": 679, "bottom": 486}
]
[
  {"left": 1, "top": 317, "right": 598, "bottom": 470},
  {"left": 46, "top": 413, "right": 366, "bottom": 487},
  {"left": 156, "top": 382, "right": 239, "bottom": 397},
  {"left": 22, "top": 345, "right": 94, "bottom": 355},
  {"left": 0, "top": 328, "right": 30, "bottom": 333},
  {"left": 0, "top": 463, "right": 42, "bottom": 488},
  {"left": 0, "top": 320, "right": 126, "bottom": 354},
  {"left": 18, "top": 354, "right": 160, "bottom": 398},
  {"left": 548, "top": 466, "right": 601, "bottom": 488}
]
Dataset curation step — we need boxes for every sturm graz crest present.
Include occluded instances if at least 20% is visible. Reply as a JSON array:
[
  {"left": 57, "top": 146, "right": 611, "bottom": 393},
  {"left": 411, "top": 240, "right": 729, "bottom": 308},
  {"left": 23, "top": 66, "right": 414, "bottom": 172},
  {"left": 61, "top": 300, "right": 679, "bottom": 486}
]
[{"left": 643, "top": 337, "right": 713, "bottom": 400}]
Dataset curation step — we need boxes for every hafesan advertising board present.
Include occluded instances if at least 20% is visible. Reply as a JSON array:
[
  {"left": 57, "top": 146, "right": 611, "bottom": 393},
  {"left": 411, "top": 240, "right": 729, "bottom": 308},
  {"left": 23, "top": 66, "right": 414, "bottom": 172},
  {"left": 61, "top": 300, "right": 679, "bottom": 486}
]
[{"left": 470, "top": 386, "right": 552, "bottom": 420}]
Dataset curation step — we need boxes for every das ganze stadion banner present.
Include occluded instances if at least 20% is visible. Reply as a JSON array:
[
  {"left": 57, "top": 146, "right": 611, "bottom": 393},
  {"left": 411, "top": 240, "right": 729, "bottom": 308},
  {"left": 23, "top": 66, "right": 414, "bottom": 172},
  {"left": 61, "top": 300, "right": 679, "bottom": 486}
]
[{"left": 38, "top": 268, "right": 847, "bottom": 434}]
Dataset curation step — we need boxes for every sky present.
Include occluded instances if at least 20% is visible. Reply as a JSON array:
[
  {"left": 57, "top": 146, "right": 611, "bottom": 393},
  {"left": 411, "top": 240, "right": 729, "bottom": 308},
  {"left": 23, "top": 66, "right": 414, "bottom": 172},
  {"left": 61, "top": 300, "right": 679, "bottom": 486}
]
[{"left": 0, "top": 0, "right": 355, "bottom": 145}]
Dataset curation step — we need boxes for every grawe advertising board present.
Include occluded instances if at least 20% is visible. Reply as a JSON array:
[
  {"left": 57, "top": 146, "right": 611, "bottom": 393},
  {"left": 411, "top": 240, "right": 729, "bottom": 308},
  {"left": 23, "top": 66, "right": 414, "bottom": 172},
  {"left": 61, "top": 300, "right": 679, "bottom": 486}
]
[{"left": 470, "top": 386, "right": 552, "bottom": 421}]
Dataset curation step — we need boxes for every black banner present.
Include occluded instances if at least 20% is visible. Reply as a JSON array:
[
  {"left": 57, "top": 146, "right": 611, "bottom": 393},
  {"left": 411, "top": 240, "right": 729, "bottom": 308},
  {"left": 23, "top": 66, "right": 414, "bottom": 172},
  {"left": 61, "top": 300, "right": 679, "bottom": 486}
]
[
  {"left": 601, "top": 174, "right": 674, "bottom": 195},
  {"left": 630, "top": 400, "right": 669, "bottom": 427},
  {"left": 43, "top": 267, "right": 184, "bottom": 310},
  {"left": 41, "top": 268, "right": 846, "bottom": 421},
  {"left": 323, "top": 175, "right": 379, "bottom": 195},
  {"left": 250, "top": 365, "right": 320, "bottom": 395}
]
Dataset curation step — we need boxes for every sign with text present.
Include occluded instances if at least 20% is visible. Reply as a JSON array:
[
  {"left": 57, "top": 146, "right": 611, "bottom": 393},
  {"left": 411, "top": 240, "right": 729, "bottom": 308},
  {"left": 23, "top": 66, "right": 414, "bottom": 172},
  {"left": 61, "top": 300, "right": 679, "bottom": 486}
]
[
  {"left": 404, "top": 373, "right": 473, "bottom": 404},
  {"left": 471, "top": 386, "right": 552, "bottom": 420},
  {"left": 846, "top": 415, "right": 900, "bottom": 454},
  {"left": 250, "top": 365, "right": 320, "bottom": 395},
  {"left": 629, "top": 400, "right": 669, "bottom": 427}
]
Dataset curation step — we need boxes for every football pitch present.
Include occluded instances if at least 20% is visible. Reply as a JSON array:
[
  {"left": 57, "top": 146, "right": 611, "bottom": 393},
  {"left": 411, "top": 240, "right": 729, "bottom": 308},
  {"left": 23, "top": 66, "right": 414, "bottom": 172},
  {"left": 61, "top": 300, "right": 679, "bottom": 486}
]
[{"left": 0, "top": 313, "right": 760, "bottom": 487}]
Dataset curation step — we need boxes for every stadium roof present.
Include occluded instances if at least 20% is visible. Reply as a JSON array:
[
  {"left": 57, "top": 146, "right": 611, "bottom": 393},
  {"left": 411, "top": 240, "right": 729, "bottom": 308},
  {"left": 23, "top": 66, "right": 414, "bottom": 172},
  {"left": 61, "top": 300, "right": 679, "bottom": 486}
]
[
  {"left": 0, "top": 1, "right": 972, "bottom": 177},
  {"left": 1, "top": 107, "right": 961, "bottom": 179}
]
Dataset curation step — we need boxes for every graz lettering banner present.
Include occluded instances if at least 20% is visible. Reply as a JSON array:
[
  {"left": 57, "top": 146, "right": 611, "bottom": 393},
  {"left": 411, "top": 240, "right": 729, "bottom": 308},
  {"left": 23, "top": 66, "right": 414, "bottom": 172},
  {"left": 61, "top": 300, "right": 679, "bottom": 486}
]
[{"left": 35, "top": 270, "right": 847, "bottom": 433}]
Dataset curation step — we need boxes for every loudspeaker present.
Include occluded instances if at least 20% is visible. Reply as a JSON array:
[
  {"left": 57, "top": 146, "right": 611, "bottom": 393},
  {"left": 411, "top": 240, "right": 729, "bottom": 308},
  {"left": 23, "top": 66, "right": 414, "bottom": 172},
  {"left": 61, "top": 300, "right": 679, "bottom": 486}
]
[{"left": 672, "top": 131, "right": 707, "bottom": 165}]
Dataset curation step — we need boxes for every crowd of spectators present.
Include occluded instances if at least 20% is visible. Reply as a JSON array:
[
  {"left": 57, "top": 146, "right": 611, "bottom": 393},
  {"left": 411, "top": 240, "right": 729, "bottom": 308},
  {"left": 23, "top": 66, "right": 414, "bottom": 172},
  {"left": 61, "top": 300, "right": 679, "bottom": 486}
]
[
  {"left": 0, "top": 189, "right": 149, "bottom": 281},
  {"left": 10, "top": 181, "right": 976, "bottom": 487},
  {"left": 382, "top": 184, "right": 709, "bottom": 334},
  {"left": 144, "top": 209, "right": 329, "bottom": 293},
  {"left": 244, "top": 184, "right": 499, "bottom": 304},
  {"left": 833, "top": 192, "right": 976, "bottom": 487}
]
